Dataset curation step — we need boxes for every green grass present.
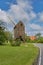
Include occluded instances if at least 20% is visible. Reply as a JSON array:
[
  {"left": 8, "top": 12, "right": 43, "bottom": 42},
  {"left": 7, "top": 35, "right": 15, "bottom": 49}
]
[{"left": 0, "top": 44, "right": 39, "bottom": 65}]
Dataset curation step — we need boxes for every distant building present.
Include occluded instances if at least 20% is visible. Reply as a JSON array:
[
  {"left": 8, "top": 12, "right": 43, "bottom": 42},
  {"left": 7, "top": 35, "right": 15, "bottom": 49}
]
[
  {"left": 29, "top": 36, "right": 36, "bottom": 41},
  {"left": 14, "top": 21, "right": 25, "bottom": 41}
]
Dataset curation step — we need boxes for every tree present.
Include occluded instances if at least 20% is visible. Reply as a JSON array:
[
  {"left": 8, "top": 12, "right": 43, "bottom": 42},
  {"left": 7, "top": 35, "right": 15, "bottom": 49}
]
[
  {"left": 4, "top": 31, "right": 13, "bottom": 43},
  {"left": 35, "top": 33, "right": 41, "bottom": 38},
  {"left": 0, "top": 21, "right": 6, "bottom": 45},
  {"left": 0, "top": 27, "right": 6, "bottom": 45},
  {"left": 35, "top": 33, "right": 43, "bottom": 43}
]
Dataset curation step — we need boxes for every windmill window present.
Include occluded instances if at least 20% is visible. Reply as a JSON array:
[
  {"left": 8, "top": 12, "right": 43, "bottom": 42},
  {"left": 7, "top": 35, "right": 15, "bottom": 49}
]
[
  {"left": 21, "top": 23, "right": 23, "bottom": 26},
  {"left": 14, "top": 26, "right": 16, "bottom": 29}
]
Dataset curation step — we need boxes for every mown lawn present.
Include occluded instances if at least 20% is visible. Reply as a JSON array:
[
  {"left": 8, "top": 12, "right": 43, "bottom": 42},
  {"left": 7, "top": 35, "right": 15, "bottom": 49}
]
[{"left": 0, "top": 44, "right": 39, "bottom": 65}]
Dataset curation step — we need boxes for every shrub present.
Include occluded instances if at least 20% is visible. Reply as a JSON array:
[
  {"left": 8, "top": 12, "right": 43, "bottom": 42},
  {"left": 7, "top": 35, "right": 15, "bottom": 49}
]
[
  {"left": 0, "top": 28, "right": 6, "bottom": 45},
  {"left": 11, "top": 39, "right": 21, "bottom": 46}
]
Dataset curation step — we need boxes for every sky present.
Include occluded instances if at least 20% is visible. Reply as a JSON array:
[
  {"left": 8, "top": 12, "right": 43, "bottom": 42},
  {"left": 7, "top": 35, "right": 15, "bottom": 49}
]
[{"left": 0, "top": 0, "right": 43, "bottom": 36}]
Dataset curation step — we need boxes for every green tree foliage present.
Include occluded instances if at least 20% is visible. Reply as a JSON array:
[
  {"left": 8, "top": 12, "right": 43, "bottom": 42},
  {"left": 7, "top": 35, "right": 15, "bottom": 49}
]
[
  {"left": 4, "top": 31, "right": 13, "bottom": 43},
  {"left": 35, "top": 37, "right": 43, "bottom": 43},
  {"left": 35, "top": 33, "right": 41, "bottom": 38},
  {"left": 35, "top": 33, "right": 43, "bottom": 43},
  {"left": 0, "top": 21, "right": 7, "bottom": 45},
  {"left": 25, "top": 33, "right": 43, "bottom": 43},
  {"left": 0, "top": 27, "right": 6, "bottom": 45},
  {"left": 0, "top": 20, "right": 14, "bottom": 45}
]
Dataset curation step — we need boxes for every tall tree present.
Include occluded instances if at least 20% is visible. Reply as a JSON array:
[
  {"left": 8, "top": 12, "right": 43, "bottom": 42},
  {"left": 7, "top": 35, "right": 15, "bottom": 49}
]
[
  {"left": 0, "top": 21, "right": 6, "bottom": 45},
  {"left": 35, "top": 33, "right": 41, "bottom": 38}
]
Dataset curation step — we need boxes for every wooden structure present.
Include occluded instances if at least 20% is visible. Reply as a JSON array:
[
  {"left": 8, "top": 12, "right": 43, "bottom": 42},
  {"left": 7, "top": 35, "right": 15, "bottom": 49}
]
[
  {"left": 7, "top": 16, "right": 25, "bottom": 41},
  {"left": 14, "top": 21, "right": 25, "bottom": 41}
]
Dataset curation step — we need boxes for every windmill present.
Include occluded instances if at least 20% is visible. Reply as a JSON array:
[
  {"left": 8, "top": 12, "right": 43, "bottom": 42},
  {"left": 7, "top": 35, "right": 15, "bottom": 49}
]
[
  {"left": 7, "top": 15, "right": 25, "bottom": 41},
  {"left": 7, "top": 15, "right": 15, "bottom": 26}
]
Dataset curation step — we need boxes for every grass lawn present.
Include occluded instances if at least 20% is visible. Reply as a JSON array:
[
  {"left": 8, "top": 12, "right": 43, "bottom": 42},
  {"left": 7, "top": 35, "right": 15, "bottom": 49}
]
[{"left": 0, "top": 44, "right": 39, "bottom": 65}]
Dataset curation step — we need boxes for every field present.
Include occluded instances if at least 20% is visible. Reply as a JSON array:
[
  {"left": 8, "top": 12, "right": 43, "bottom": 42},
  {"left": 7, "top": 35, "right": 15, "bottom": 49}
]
[{"left": 0, "top": 44, "right": 39, "bottom": 65}]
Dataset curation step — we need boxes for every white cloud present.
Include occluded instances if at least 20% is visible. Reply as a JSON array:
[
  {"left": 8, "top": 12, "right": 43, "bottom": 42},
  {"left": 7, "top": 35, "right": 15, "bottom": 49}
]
[
  {"left": 0, "top": 0, "right": 36, "bottom": 24},
  {"left": 17, "top": 0, "right": 33, "bottom": 10},
  {"left": 38, "top": 12, "right": 43, "bottom": 22},
  {"left": 8, "top": 4, "right": 30, "bottom": 22},
  {"left": 29, "top": 11, "right": 36, "bottom": 19},
  {"left": 7, "top": 0, "right": 36, "bottom": 23},
  {"left": 0, "top": 9, "right": 10, "bottom": 23},
  {"left": 28, "top": 31, "right": 43, "bottom": 36},
  {"left": 29, "top": 23, "right": 42, "bottom": 30}
]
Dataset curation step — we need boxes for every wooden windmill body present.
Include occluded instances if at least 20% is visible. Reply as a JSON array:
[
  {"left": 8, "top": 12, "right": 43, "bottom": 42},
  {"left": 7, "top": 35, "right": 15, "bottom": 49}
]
[
  {"left": 7, "top": 16, "right": 25, "bottom": 41},
  {"left": 14, "top": 21, "right": 25, "bottom": 41}
]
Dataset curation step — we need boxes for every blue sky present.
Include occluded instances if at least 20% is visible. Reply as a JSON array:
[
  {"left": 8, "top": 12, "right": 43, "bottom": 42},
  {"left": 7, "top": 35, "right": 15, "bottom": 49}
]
[
  {"left": 0, "top": 0, "right": 43, "bottom": 36},
  {"left": 0, "top": 0, "right": 17, "bottom": 10},
  {"left": 0, "top": 0, "right": 43, "bottom": 12},
  {"left": 32, "top": 0, "right": 43, "bottom": 13}
]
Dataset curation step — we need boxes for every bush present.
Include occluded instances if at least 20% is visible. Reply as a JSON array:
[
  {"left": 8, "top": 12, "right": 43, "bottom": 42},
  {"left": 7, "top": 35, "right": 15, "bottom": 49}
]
[
  {"left": 0, "top": 29, "right": 6, "bottom": 45},
  {"left": 25, "top": 37, "right": 31, "bottom": 43},
  {"left": 11, "top": 39, "right": 21, "bottom": 46}
]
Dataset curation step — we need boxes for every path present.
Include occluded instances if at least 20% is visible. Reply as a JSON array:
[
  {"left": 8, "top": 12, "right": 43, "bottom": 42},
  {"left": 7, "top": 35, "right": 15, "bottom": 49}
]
[{"left": 34, "top": 43, "right": 43, "bottom": 65}]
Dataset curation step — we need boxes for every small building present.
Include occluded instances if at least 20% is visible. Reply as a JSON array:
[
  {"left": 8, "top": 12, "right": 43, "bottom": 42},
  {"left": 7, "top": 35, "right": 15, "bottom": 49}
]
[
  {"left": 29, "top": 36, "right": 36, "bottom": 41},
  {"left": 14, "top": 21, "right": 25, "bottom": 41}
]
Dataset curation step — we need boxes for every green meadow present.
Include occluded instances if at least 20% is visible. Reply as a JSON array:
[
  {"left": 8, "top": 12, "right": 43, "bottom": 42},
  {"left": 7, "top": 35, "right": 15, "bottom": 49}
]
[{"left": 0, "top": 44, "right": 39, "bottom": 65}]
